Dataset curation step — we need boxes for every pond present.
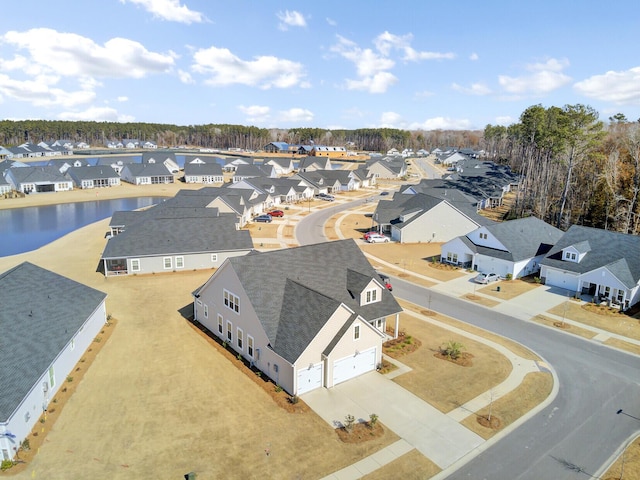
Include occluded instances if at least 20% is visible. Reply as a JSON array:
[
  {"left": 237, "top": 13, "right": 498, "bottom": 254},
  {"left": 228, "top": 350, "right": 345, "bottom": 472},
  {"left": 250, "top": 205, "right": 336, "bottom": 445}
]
[{"left": 0, "top": 197, "right": 166, "bottom": 257}]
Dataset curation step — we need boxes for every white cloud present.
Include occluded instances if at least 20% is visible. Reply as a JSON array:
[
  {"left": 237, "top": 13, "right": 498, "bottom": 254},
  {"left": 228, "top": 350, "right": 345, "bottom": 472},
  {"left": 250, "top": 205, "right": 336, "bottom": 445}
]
[
  {"left": 374, "top": 31, "right": 455, "bottom": 61},
  {"left": 2, "top": 28, "right": 175, "bottom": 79},
  {"left": 177, "top": 69, "right": 194, "bottom": 84},
  {"left": 238, "top": 105, "right": 271, "bottom": 124},
  {"left": 498, "top": 57, "right": 571, "bottom": 95},
  {"left": 451, "top": 82, "right": 491, "bottom": 95},
  {"left": 278, "top": 108, "right": 314, "bottom": 123},
  {"left": 379, "top": 111, "right": 403, "bottom": 128},
  {"left": 192, "top": 46, "right": 307, "bottom": 89},
  {"left": 117, "top": 96, "right": 129, "bottom": 102},
  {"left": 59, "top": 106, "right": 134, "bottom": 122},
  {"left": 276, "top": 10, "right": 306, "bottom": 31},
  {"left": 414, "top": 90, "right": 435, "bottom": 98},
  {"left": 326, "top": 17, "right": 337, "bottom": 27},
  {"left": 574, "top": 66, "right": 640, "bottom": 105},
  {"left": 495, "top": 116, "right": 515, "bottom": 126},
  {"left": 409, "top": 117, "right": 473, "bottom": 130},
  {"left": 345, "top": 72, "right": 398, "bottom": 94},
  {"left": 0, "top": 73, "right": 95, "bottom": 107},
  {"left": 120, "top": 0, "right": 205, "bottom": 24},
  {"left": 470, "top": 53, "right": 479, "bottom": 61}
]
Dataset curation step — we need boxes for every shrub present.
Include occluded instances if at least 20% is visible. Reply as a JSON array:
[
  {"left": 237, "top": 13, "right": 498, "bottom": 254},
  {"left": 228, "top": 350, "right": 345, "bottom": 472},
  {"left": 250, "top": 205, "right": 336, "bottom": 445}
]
[
  {"left": 1, "top": 460, "right": 13, "bottom": 471},
  {"left": 344, "top": 414, "right": 355, "bottom": 433},
  {"left": 289, "top": 395, "right": 299, "bottom": 404},
  {"left": 505, "top": 273, "right": 513, "bottom": 280},
  {"left": 534, "top": 276, "right": 541, "bottom": 284},
  {"left": 441, "top": 341, "right": 464, "bottom": 360},
  {"left": 274, "top": 385, "right": 283, "bottom": 393},
  {"left": 369, "top": 413, "right": 379, "bottom": 428},
  {"left": 20, "top": 439, "right": 30, "bottom": 451},
  {"left": 66, "top": 376, "right": 73, "bottom": 383},
  {"left": 237, "top": 353, "right": 242, "bottom": 361}
]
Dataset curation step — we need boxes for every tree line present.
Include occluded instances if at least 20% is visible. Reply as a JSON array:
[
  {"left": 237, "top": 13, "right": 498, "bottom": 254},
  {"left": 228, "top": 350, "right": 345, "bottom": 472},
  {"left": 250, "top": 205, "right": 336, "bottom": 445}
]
[{"left": 483, "top": 106, "right": 640, "bottom": 234}]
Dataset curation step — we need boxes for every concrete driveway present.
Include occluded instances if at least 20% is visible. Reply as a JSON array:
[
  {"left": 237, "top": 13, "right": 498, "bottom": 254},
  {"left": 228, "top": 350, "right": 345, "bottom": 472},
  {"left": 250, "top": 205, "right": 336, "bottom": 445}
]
[{"left": 302, "top": 371, "right": 483, "bottom": 470}]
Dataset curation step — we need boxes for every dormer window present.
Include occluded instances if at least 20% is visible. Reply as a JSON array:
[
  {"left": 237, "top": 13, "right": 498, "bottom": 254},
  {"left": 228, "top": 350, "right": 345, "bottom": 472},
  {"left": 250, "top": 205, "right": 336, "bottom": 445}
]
[{"left": 564, "top": 251, "right": 577, "bottom": 262}]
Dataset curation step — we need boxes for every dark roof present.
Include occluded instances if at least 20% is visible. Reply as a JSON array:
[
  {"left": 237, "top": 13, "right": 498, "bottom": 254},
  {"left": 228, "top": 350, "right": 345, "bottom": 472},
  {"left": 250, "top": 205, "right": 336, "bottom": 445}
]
[
  {"left": 217, "top": 239, "right": 401, "bottom": 363},
  {"left": 6, "top": 165, "right": 69, "bottom": 183},
  {"left": 0, "top": 262, "right": 107, "bottom": 422},
  {"left": 541, "top": 225, "right": 640, "bottom": 288},
  {"left": 102, "top": 213, "right": 251, "bottom": 258},
  {"left": 184, "top": 162, "right": 223, "bottom": 176},
  {"left": 122, "top": 163, "right": 171, "bottom": 177},
  {"left": 66, "top": 166, "right": 120, "bottom": 182},
  {"left": 480, "top": 216, "right": 563, "bottom": 261}
]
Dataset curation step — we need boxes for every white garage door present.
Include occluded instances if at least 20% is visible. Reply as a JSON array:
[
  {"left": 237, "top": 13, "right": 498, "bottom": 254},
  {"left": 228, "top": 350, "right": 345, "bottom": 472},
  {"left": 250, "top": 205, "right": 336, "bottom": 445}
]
[
  {"left": 297, "top": 363, "right": 323, "bottom": 394},
  {"left": 333, "top": 347, "right": 377, "bottom": 386},
  {"left": 544, "top": 268, "right": 579, "bottom": 291}
]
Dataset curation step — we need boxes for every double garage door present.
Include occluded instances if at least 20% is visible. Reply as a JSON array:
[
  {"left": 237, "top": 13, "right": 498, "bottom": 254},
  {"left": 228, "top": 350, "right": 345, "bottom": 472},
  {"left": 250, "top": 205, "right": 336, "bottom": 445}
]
[
  {"left": 296, "top": 347, "right": 377, "bottom": 394},
  {"left": 332, "top": 347, "right": 377, "bottom": 386}
]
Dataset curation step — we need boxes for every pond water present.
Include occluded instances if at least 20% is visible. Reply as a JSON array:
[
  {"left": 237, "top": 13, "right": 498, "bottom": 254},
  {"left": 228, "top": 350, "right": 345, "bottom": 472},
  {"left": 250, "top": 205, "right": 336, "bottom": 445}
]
[{"left": 0, "top": 197, "right": 165, "bottom": 257}]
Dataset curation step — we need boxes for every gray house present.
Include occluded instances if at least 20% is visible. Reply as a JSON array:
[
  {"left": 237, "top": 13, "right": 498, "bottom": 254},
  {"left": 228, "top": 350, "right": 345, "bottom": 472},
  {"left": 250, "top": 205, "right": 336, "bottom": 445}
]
[
  {"left": 66, "top": 166, "right": 121, "bottom": 189},
  {"left": 0, "top": 262, "right": 107, "bottom": 461},
  {"left": 4, "top": 166, "right": 73, "bottom": 193},
  {"left": 183, "top": 162, "right": 224, "bottom": 184},
  {"left": 120, "top": 163, "right": 174, "bottom": 185},
  {"left": 192, "top": 239, "right": 402, "bottom": 395},
  {"left": 101, "top": 205, "right": 253, "bottom": 276}
]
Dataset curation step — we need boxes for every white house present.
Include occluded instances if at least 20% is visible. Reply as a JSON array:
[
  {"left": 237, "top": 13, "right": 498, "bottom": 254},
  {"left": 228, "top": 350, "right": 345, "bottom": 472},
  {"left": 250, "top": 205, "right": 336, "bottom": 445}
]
[{"left": 0, "top": 263, "right": 107, "bottom": 461}]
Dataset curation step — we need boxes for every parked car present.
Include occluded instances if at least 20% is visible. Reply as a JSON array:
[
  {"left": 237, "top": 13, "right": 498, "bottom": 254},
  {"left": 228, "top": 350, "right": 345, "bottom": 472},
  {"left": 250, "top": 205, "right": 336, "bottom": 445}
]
[
  {"left": 377, "top": 272, "right": 392, "bottom": 291},
  {"left": 474, "top": 272, "right": 499, "bottom": 284},
  {"left": 363, "top": 231, "right": 379, "bottom": 241},
  {"left": 254, "top": 214, "right": 273, "bottom": 223},
  {"left": 367, "top": 233, "right": 389, "bottom": 243},
  {"left": 380, "top": 191, "right": 390, "bottom": 196},
  {"left": 316, "top": 193, "right": 335, "bottom": 201},
  {"left": 268, "top": 210, "right": 284, "bottom": 217}
]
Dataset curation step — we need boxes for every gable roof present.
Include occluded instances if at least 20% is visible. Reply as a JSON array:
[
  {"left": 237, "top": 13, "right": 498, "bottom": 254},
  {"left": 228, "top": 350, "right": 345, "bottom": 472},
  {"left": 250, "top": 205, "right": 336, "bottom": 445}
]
[
  {"left": 6, "top": 165, "right": 69, "bottom": 183},
  {"left": 122, "top": 162, "right": 171, "bottom": 177},
  {"left": 541, "top": 225, "right": 640, "bottom": 288},
  {"left": 482, "top": 216, "right": 563, "bottom": 261},
  {"left": 0, "top": 262, "right": 107, "bottom": 422},
  {"left": 211, "top": 239, "right": 401, "bottom": 363},
  {"left": 66, "top": 166, "right": 120, "bottom": 182},
  {"left": 183, "top": 162, "right": 223, "bottom": 176}
]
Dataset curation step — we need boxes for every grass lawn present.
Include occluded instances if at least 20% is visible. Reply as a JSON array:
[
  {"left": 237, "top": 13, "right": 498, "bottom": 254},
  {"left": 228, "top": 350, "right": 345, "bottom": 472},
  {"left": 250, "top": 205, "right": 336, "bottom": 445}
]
[
  {"left": 548, "top": 301, "right": 640, "bottom": 340},
  {"left": 462, "top": 293, "right": 500, "bottom": 308},
  {"left": 602, "top": 435, "right": 640, "bottom": 480},
  {"left": 389, "top": 312, "right": 513, "bottom": 414},
  {"left": 362, "top": 449, "right": 441, "bottom": 480},
  {"left": 532, "top": 314, "right": 597, "bottom": 339},
  {"left": 478, "top": 279, "right": 542, "bottom": 300},
  {"left": 244, "top": 221, "right": 280, "bottom": 238}
]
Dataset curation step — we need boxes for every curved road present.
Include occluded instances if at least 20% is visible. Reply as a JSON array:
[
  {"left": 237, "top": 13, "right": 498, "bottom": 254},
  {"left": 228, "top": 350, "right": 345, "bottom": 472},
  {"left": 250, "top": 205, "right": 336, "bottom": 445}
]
[{"left": 297, "top": 198, "right": 640, "bottom": 480}]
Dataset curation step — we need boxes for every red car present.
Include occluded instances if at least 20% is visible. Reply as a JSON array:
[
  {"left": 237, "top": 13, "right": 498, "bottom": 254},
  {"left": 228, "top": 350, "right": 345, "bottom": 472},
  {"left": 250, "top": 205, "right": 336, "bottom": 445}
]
[{"left": 268, "top": 210, "right": 284, "bottom": 217}]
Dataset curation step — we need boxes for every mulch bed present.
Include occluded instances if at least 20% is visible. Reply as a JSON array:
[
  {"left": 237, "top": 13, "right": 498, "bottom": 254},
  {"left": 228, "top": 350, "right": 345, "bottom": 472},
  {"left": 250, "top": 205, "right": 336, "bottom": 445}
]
[
  {"left": 433, "top": 351, "right": 474, "bottom": 367},
  {"left": 335, "top": 422, "right": 385, "bottom": 443},
  {"left": 428, "top": 262, "right": 459, "bottom": 271},
  {"left": 477, "top": 415, "right": 502, "bottom": 429},
  {"left": 582, "top": 303, "right": 625, "bottom": 316},
  {"left": 383, "top": 335, "right": 422, "bottom": 357},
  {"left": 187, "top": 319, "right": 309, "bottom": 414},
  {"left": 553, "top": 321, "right": 571, "bottom": 329}
]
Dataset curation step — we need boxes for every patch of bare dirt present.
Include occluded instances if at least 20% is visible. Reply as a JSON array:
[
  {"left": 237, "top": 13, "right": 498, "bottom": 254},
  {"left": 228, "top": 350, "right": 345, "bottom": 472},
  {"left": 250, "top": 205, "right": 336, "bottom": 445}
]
[
  {"left": 477, "top": 415, "right": 502, "bottom": 429},
  {"left": 383, "top": 334, "right": 421, "bottom": 357},
  {"left": 582, "top": 303, "right": 625, "bottom": 317}
]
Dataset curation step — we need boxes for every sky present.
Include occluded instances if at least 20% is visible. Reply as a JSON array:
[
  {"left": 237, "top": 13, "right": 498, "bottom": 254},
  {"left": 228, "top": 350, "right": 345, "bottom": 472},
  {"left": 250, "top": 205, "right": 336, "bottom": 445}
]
[{"left": 1, "top": 0, "right": 639, "bottom": 131}]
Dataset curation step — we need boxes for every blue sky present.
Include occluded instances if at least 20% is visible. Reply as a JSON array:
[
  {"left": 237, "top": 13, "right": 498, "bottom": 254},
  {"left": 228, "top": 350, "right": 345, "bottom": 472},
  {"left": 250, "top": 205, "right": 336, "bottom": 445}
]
[{"left": 1, "top": 0, "right": 639, "bottom": 130}]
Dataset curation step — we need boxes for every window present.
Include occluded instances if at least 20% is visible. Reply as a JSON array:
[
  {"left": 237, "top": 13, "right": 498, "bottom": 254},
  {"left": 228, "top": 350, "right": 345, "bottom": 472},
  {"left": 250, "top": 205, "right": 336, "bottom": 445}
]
[
  {"left": 604, "top": 286, "right": 611, "bottom": 298},
  {"left": 211, "top": 254, "right": 218, "bottom": 262},
  {"left": 217, "top": 314, "right": 223, "bottom": 334},
  {"left": 163, "top": 257, "right": 172, "bottom": 269},
  {"left": 365, "top": 288, "right": 377, "bottom": 304},
  {"left": 227, "top": 321, "right": 232, "bottom": 342},
  {"left": 247, "top": 335, "right": 254, "bottom": 358},
  {"left": 237, "top": 328, "right": 243, "bottom": 349},
  {"left": 224, "top": 290, "right": 239, "bottom": 313},
  {"left": 175, "top": 256, "right": 184, "bottom": 269},
  {"left": 131, "top": 259, "right": 140, "bottom": 272},
  {"left": 479, "top": 233, "right": 487, "bottom": 240},
  {"left": 571, "top": 253, "right": 576, "bottom": 261},
  {"left": 354, "top": 324, "right": 360, "bottom": 340},
  {"left": 203, "top": 304, "right": 208, "bottom": 319}
]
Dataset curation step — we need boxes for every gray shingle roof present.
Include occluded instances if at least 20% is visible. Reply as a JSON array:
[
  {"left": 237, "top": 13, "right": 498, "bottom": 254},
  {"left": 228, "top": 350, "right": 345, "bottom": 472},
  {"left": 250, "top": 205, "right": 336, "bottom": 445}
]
[
  {"left": 541, "top": 225, "right": 640, "bottom": 288},
  {"left": 102, "top": 214, "right": 252, "bottom": 258},
  {"left": 0, "top": 262, "right": 107, "bottom": 422},
  {"left": 6, "top": 166, "right": 69, "bottom": 183},
  {"left": 219, "top": 239, "right": 401, "bottom": 363},
  {"left": 184, "top": 162, "right": 223, "bottom": 176}
]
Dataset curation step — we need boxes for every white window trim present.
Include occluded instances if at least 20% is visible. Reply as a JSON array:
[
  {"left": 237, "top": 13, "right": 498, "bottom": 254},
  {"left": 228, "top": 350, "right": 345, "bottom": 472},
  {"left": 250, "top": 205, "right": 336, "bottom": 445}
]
[
  {"left": 217, "top": 314, "right": 223, "bottom": 334},
  {"left": 364, "top": 288, "right": 378, "bottom": 305},
  {"left": 237, "top": 328, "right": 243, "bottom": 350},
  {"left": 175, "top": 256, "right": 184, "bottom": 269},
  {"left": 224, "top": 289, "right": 240, "bottom": 314},
  {"left": 131, "top": 259, "right": 141, "bottom": 272},
  {"left": 211, "top": 253, "right": 218, "bottom": 263},
  {"left": 247, "top": 335, "right": 254, "bottom": 358},
  {"left": 226, "top": 320, "right": 232, "bottom": 342},
  {"left": 354, "top": 324, "right": 360, "bottom": 340},
  {"left": 163, "top": 256, "right": 172, "bottom": 269}
]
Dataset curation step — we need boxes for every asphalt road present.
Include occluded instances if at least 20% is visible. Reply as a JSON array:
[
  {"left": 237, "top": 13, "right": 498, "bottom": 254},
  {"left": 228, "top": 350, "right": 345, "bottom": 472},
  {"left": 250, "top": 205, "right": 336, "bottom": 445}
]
[{"left": 297, "top": 199, "right": 640, "bottom": 480}]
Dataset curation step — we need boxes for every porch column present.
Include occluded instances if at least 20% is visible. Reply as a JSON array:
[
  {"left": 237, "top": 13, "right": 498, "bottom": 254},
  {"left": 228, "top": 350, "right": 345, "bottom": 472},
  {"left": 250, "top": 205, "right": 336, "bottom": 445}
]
[{"left": 394, "top": 313, "right": 400, "bottom": 339}]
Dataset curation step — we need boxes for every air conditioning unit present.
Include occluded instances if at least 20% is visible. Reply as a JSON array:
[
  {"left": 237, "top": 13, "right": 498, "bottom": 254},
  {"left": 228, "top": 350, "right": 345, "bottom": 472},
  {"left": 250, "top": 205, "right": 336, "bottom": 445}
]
[{"left": 42, "top": 382, "right": 49, "bottom": 393}]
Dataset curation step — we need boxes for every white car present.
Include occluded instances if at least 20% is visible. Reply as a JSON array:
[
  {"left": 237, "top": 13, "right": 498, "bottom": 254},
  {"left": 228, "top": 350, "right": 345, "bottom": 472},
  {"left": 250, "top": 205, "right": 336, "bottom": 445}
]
[
  {"left": 474, "top": 272, "right": 500, "bottom": 284},
  {"left": 367, "top": 233, "right": 389, "bottom": 243}
]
